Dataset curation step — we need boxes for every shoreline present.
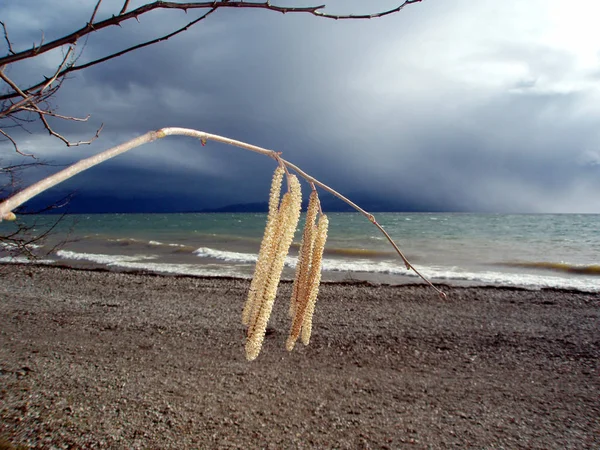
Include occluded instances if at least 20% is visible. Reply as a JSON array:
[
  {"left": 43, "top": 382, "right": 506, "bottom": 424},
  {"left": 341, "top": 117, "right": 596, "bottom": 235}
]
[
  {"left": 2, "top": 261, "right": 598, "bottom": 295},
  {"left": 1, "top": 265, "right": 599, "bottom": 448}
]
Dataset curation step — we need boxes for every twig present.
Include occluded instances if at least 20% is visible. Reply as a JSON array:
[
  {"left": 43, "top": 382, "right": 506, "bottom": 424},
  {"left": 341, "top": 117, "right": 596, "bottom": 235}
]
[
  {"left": 0, "top": 128, "right": 34, "bottom": 157},
  {"left": 0, "top": 127, "right": 445, "bottom": 297},
  {"left": 20, "top": 106, "right": 90, "bottom": 122},
  {"left": 0, "top": 21, "right": 15, "bottom": 55},
  {"left": 119, "top": 0, "right": 131, "bottom": 15},
  {"left": 37, "top": 112, "right": 103, "bottom": 146},
  {"left": 89, "top": 1, "right": 104, "bottom": 25},
  {"left": 0, "top": 69, "right": 28, "bottom": 98},
  {"left": 0, "top": 67, "right": 100, "bottom": 146},
  {"left": 40, "top": 46, "right": 74, "bottom": 93},
  {"left": 68, "top": 8, "right": 217, "bottom": 73},
  {"left": 0, "top": 1, "right": 423, "bottom": 87}
]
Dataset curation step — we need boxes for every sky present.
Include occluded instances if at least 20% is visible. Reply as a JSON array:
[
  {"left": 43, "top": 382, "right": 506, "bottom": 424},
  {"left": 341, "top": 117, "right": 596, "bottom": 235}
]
[{"left": 2, "top": 0, "right": 600, "bottom": 213}]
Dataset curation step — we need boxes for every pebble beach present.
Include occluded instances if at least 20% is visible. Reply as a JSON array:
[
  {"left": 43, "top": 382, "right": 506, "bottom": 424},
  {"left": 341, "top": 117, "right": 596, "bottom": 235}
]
[{"left": 1, "top": 265, "right": 598, "bottom": 448}]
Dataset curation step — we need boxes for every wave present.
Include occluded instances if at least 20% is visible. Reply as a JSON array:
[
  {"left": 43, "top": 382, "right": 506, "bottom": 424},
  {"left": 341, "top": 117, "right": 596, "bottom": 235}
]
[
  {"left": 113, "top": 261, "right": 249, "bottom": 278},
  {"left": 56, "top": 250, "right": 157, "bottom": 265},
  {"left": 48, "top": 248, "right": 600, "bottom": 293},
  {"left": 193, "top": 246, "right": 392, "bottom": 262},
  {"left": 193, "top": 247, "right": 259, "bottom": 264},
  {"left": 53, "top": 249, "right": 243, "bottom": 277},
  {"left": 324, "top": 247, "right": 392, "bottom": 257},
  {"left": 423, "top": 267, "right": 599, "bottom": 292},
  {"left": 0, "top": 242, "right": 42, "bottom": 250},
  {"left": 500, "top": 261, "right": 600, "bottom": 276},
  {"left": 107, "top": 237, "right": 146, "bottom": 246},
  {"left": 0, "top": 256, "right": 55, "bottom": 264},
  {"left": 148, "top": 240, "right": 186, "bottom": 248}
]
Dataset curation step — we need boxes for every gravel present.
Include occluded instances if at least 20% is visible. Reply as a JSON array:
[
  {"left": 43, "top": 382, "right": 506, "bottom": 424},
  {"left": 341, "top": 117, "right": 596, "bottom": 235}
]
[{"left": 1, "top": 265, "right": 598, "bottom": 449}]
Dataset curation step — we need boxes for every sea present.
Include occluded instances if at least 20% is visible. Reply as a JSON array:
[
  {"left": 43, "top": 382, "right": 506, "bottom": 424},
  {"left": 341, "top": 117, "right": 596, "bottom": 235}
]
[{"left": 1, "top": 213, "right": 599, "bottom": 292}]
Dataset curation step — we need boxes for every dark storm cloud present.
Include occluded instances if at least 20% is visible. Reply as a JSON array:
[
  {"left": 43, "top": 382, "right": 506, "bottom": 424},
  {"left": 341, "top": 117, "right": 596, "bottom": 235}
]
[{"left": 2, "top": 0, "right": 600, "bottom": 212}]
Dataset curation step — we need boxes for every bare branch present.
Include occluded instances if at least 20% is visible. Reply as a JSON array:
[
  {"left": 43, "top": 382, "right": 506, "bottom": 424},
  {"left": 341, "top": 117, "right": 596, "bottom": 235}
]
[
  {"left": 40, "top": 46, "right": 75, "bottom": 94},
  {"left": 0, "top": 210, "right": 73, "bottom": 262},
  {"left": 1, "top": 60, "right": 102, "bottom": 146},
  {"left": 0, "top": 1, "right": 422, "bottom": 71},
  {"left": 20, "top": 106, "right": 90, "bottom": 122},
  {"left": 89, "top": 1, "right": 104, "bottom": 25},
  {"left": 314, "top": 0, "right": 422, "bottom": 19},
  {"left": 119, "top": 0, "right": 131, "bottom": 15},
  {"left": 37, "top": 111, "right": 103, "bottom": 146},
  {"left": 0, "top": 127, "right": 446, "bottom": 297},
  {"left": 31, "top": 29, "right": 45, "bottom": 56},
  {"left": 0, "top": 128, "right": 34, "bottom": 157},
  {"left": 0, "top": 69, "right": 28, "bottom": 98},
  {"left": 0, "top": 21, "right": 15, "bottom": 55},
  {"left": 0, "top": 85, "right": 58, "bottom": 118},
  {"left": 67, "top": 8, "right": 217, "bottom": 74}
]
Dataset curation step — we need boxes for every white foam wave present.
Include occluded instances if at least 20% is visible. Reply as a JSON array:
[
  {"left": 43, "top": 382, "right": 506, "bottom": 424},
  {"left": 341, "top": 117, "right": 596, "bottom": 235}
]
[
  {"left": 194, "top": 247, "right": 259, "bottom": 264},
  {"left": 114, "top": 261, "right": 248, "bottom": 278},
  {"left": 57, "top": 249, "right": 246, "bottom": 277},
  {"left": 423, "top": 267, "right": 599, "bottom": 292},
  {"left": 108, "top": 238, "right": 144, "bottom": 243},
  {"left": 149, "top": 240, "right": 185, "bottom": 247},
  {"left": 193, "top": 247, "right": 303, "bottom": 268},
  {"left": 321, "top": 258, "right": 599, "bottom": 291},
  {"left": 56, "top": 250, "right": 157, "bottom": 265},
  {"left": 192, "top": 246, "right": 599, "bottom": 291},
  {"left": 52, "top": 247, "right": 599, "bottom": 292},
  {"left": 0, "top": 256, "right": 55, "bottom": 264},
  {"left": 0, "top": 242, "right": 42, "bottom": 250}
]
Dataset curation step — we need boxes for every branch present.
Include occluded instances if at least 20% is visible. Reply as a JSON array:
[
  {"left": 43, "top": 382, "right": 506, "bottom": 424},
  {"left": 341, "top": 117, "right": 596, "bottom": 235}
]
[
  {"left": 0, "top": 128, "right": 34, "bottom": 157},
  {"left": 119, "top": 0, "right": 131, "bottom": 15},
  {"left": 0, "top": 1, "right": 422, "bottom": 69},
  {"left": 0, "top": 210, "right": 73, "bottom": 262},
  {"left": 20, "top": 106, "right": 90, "bottom": 122},
  {"left": 0, "top": 65, "right": 102, "bottom": 146},
  {"left": 88, "top": 1, "right": 104, "bottom": 25},
  {"left": 40, "top": 46, "right": 75, "bottom": 94},
  {"left": 0, "top": 127, "right": 445, "bottom": 298},
  {"left": 65, "top": 8, "right": 217, "bottom": 75},
  {"left": 0, "top": 68, "right": 28, "bottom": 98},
  {"left": 0, "top": 21, "right": 15, "bottom": 55},
  {"left": 37, "top": 112, "right": 104, "bottom": 147},
  {"left": 0, "top": 77, "right": 61, "bottom": 119}
]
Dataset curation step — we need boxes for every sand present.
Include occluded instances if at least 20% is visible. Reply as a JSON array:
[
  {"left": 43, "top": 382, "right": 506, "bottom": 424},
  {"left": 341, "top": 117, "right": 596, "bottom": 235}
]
[{"left": 0, "top": 265, "right": 598, "bottom": 449}]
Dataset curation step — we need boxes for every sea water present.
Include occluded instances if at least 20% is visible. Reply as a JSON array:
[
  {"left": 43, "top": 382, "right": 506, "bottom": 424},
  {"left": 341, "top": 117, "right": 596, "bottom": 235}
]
[{"left": 1, "top": 213, "right": 598, "bottom": 292}]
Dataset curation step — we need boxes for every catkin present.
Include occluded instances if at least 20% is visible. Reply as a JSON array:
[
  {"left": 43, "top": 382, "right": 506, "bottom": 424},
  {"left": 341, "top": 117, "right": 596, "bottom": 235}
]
[
  {"left": 301, "top": 214, "right": 328, "bottom": 346},
  {"left": 289, "top": 190, "right": 319, "bottom": 319},
  {"left": 246, "top": 192, "right": 290, "bottom": 337},
  {"left": 245, "top": 175, "right": 302, "bottom": 361},
  {"left": 287, "top": 213, "right": 328, "bottom": 351},
  {"left": 242, "top": 165, "right": 284, "bottom": 325}
]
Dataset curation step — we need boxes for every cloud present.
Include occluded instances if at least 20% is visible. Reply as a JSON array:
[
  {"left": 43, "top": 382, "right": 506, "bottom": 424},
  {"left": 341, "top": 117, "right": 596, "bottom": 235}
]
[{"left": 2, "top": 0, "right": 600, "bottom": 212}]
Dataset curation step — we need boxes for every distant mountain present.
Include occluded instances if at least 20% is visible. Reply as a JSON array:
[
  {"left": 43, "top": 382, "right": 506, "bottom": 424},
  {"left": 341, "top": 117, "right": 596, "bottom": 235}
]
[
  {"left": 201, "top": 192, "right": 448, "bottom": 213},
  {"left": 200, "top": 202, "right": 269, "bottom": 213},
  {"left": 20, "top": 190, "right": 450, "bottom": 214}
]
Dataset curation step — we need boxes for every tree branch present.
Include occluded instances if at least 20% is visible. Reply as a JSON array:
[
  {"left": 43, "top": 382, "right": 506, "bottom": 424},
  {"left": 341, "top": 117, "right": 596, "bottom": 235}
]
[
  {"left": 0, "top": 66, "right": 102, "bottom": 147},
  {"left": 0, "top": 21, "right": 15, "bottom": 55},
  {"left": 0, "top": 128, "right": 34, "bottom": 157},
  {"left": 0, "top": 127, "right": 445, "bottom": 298},
  {"left": 65, "top": 8, "right": 217, "bottom": 75},
  {"left": 88, "top": 0, "right": 104, "bottom": 25},
  {"left": 0, "top": 1, "right": 422, "bottom": 69},
  {"left": 119, "top": 0, "right": 131, "bottom": 15}
]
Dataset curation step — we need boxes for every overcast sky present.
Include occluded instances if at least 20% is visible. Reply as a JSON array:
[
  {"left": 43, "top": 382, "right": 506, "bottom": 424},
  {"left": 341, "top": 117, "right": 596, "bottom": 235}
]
[{"left": 2, "top": 0, "right": 600, "bottom": 213}]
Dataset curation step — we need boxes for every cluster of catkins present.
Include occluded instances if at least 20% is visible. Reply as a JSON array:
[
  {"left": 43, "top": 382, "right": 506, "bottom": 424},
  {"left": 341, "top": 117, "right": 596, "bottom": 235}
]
[{"left": 242, "top": 165, "right": 329, "bottom": 361}]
